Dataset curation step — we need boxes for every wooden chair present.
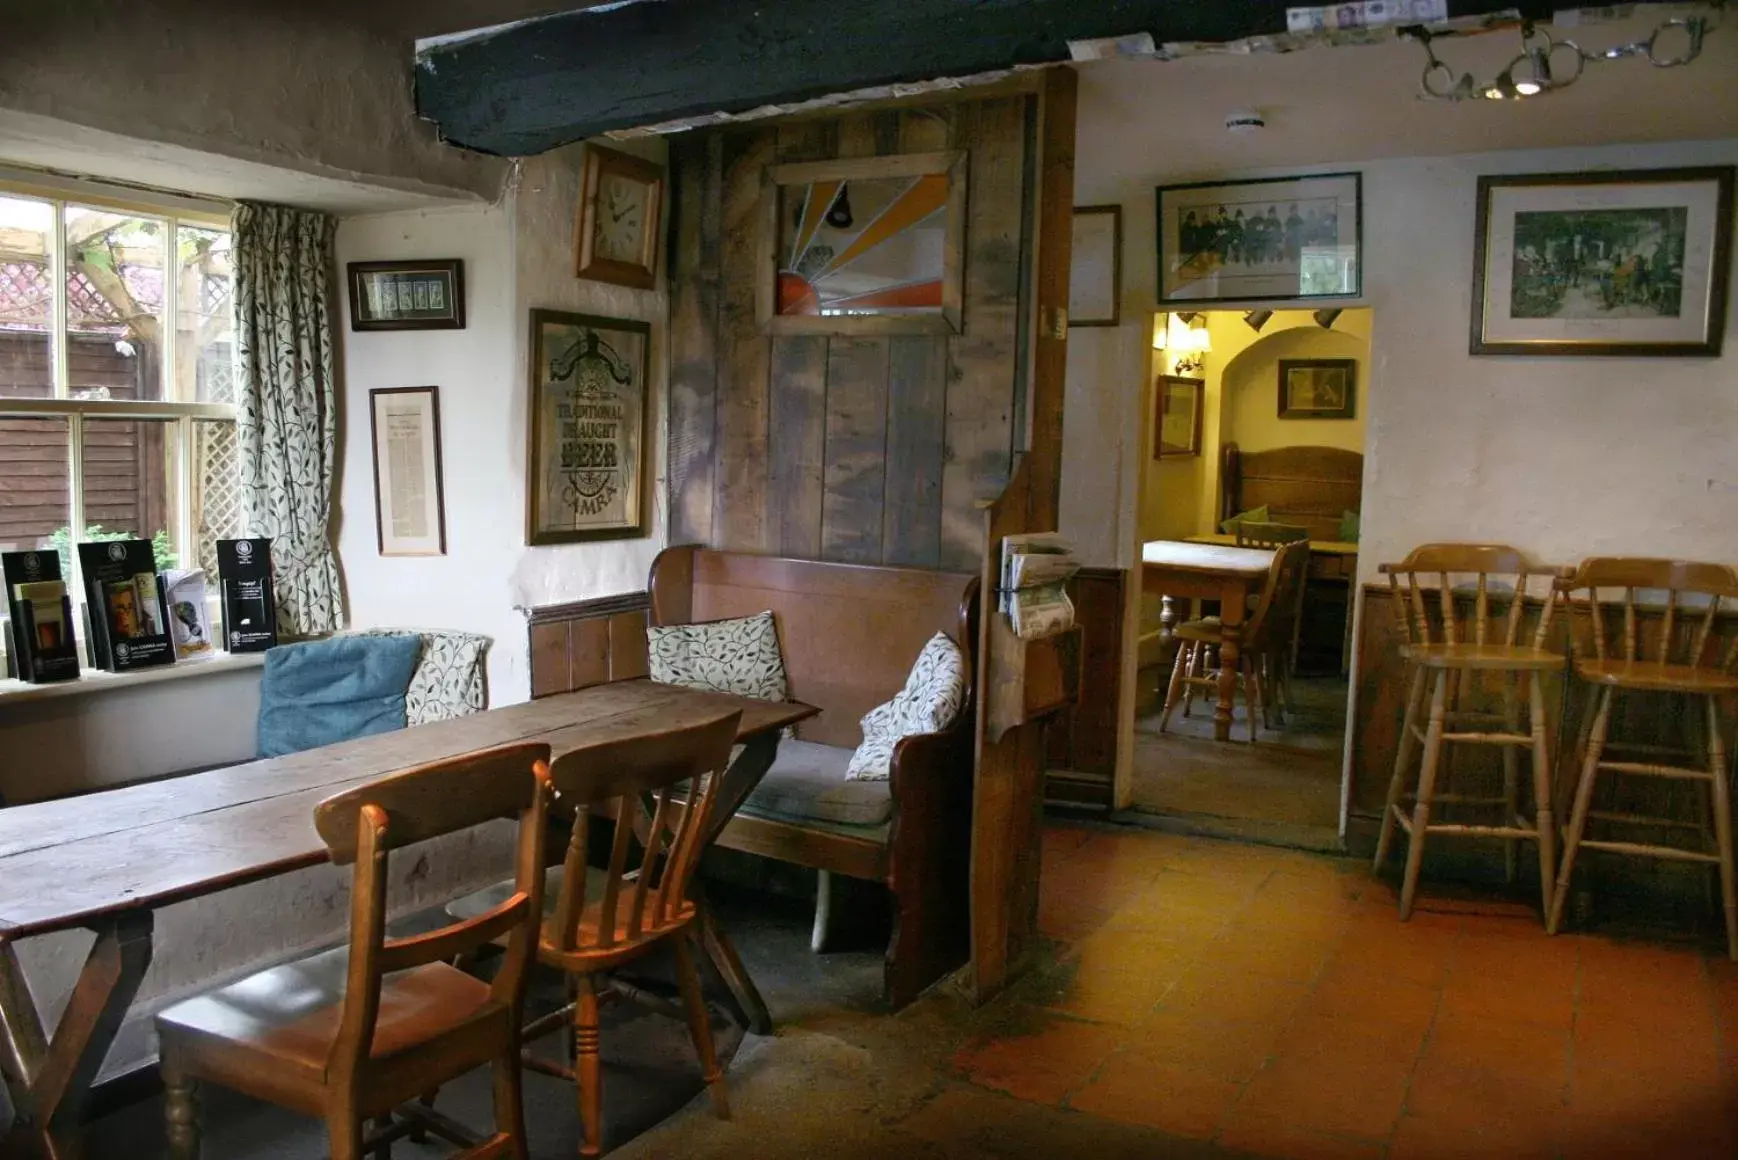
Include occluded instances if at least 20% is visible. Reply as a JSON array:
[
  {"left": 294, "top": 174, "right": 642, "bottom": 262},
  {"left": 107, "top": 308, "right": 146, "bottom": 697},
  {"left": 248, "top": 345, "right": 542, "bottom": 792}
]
[
  {"left": 155, "top": 742, "right": 554, "bottom": 1160},
  {"left": 1547, "top": 559, "right": 1738, "bottom": 959},
  {"left": 1371, "top": 545, "right": 1569, "bottom": 921},
  {"left": 1159, "top": 539, "right": 1310, "bottom": 742},
  {"left": 1235, "top": 521, "right": 1310, "bottom": 717},
  {"left": 448, "top": 710, "right": 741, "bottom": 1157}
]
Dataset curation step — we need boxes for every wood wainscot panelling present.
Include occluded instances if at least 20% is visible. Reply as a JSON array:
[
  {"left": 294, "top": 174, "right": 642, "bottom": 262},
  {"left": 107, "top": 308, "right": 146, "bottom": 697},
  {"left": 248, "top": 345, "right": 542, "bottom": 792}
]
[
  {"left": 526, "top": 592, "right": 651, "bottom": 699},
  {"left": 1045, "top": 567, "right": 1125, "bottom": 808},
  {"left": 666, "top": 93, "right": 1032, "bottom": 573},
  {"left": 1351, "top": 583, "right": 1738, "bottom": 882}
]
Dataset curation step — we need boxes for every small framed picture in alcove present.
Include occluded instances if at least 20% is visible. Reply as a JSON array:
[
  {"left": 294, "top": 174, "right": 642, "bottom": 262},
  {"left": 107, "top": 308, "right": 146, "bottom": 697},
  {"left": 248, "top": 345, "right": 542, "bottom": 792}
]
[
  {"left": 1154, "top": 375, "right": 1205, "bottom": 458},
  {"left": 1277, "top": 358, "right": 1357, "bottom": 419},
  {"left": 757, "top": 150, "right": 968, "bottom": 336}
]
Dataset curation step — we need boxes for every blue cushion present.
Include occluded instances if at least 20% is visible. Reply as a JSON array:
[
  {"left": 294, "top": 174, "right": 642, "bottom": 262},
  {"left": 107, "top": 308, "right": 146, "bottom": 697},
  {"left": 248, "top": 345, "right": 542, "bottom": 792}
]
[{"left": 257, "top": 635, "right": 421, "bottom": 758}]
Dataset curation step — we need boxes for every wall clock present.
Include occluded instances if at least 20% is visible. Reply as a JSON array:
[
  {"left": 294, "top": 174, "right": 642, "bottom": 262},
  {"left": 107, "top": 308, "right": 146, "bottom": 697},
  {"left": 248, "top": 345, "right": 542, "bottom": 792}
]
[{"left": 574, "top": 144, "right": 664, "bottom": 290}]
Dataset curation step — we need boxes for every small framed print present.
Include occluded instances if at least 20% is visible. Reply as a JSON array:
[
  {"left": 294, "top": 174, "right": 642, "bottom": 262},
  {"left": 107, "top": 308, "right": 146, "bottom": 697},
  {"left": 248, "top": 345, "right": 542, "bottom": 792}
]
[
  {"left": 1277, "top": 359, "right": 1357, "bottom": 419},
  {"left": 1154, "top": 375, "right": 1205, "bottom": 458},
  {"left": 1471, "top": 166, "right": 1734, "bottom": 356},
  {"left": 1070, "top": 205, "right": 1122, "bottom": 327},
  {"left": 348, "top": 259, "right": 465, "bottom": 331},
  {"left": 527, "top": 310, "right": 651, "bottom": 545},
  {"left": 368, "top": 386, "right": 448, "bottom": 556}
]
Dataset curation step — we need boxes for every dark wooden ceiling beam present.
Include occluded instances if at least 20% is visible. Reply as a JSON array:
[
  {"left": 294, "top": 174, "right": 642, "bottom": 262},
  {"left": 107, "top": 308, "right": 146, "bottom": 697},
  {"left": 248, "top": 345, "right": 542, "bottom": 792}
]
[{"left": 413, "top": 0, "right": 1668, "bottom": 156}]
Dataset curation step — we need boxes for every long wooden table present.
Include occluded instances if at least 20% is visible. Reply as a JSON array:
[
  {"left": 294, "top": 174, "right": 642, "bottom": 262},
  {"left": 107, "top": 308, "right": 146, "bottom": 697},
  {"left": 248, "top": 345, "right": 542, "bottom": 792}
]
[
  {"left": 1141, "top": 540, "right": 1275, "bottom": 741},
  {"left": 0, "top": 680, "right": 815, "bottom": 1160}
]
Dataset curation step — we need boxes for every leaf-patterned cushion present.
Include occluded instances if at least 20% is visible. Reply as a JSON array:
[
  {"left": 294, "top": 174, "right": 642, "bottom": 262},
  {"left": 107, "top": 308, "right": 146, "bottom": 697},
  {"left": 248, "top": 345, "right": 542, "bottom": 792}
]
[
  {"left": 846, "top": 632, "right": 967, "bottom": 781},
  {"left": 648, "top": 611, "right": 789, "bottom": 704},
  {"left": 348, "top": 628, "right": 490, "bottom": 726}
]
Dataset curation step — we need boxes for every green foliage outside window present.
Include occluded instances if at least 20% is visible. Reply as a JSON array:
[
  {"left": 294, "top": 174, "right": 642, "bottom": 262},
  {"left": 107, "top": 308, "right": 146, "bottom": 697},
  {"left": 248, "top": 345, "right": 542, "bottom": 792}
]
[{"left": 48, "top": 526, "right": 178, "bottom": 579}]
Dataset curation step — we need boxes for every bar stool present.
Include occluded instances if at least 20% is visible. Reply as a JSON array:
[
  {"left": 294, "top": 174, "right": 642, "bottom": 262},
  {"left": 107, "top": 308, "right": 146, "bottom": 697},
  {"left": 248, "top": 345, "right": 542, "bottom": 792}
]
[
  {"left": 1372, "top": 545, "right": 1569, "bottom": 920},
  {"left": 1548, "top": 559, "right": 1738, "bottom": 959}
]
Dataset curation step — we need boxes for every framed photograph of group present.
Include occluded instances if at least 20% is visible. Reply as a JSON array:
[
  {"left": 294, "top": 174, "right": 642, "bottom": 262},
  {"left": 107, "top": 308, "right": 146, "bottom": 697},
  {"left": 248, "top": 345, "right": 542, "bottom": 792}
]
[
  {"left": 348, "top": 259, "right": 466, "bottom": 331},
  {"left": 526, "top": 309, "right": 652, "bottom": 545},
  {"left": 1157, "top": 172, "right": 1362, "bottom": 304},
  {"left": 1470, "top": 166, "right": 1734, "bottom": 357}
]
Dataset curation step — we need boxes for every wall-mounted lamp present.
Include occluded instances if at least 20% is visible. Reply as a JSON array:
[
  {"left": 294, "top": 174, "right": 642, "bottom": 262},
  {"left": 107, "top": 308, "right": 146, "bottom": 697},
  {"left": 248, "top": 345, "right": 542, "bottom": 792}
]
[
  {"left": 1152, "top": 312, "right": 1211, "bottom": 374},
  {"left": 1243, "top": 310, "right": 1274, "bottom": 333},
  {"left": 1403, "top": 15, "right": 1715, "bottom": 104},
  {"left": 1314, "top": 308, "right": 1343, "bottom": 330}
]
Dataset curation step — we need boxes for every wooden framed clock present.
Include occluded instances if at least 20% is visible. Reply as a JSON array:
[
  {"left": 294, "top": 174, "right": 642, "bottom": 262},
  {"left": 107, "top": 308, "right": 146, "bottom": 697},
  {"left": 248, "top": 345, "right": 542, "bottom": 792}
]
[{"left": 574, "top": 144, "right": 664, "bottom": 289}]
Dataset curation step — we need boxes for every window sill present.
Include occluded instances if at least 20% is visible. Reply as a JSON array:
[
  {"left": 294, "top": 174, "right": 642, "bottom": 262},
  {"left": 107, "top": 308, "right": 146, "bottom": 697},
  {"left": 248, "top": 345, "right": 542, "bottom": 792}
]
[{"left": 0, "top": 651, "right": 265, "bottom": 707}]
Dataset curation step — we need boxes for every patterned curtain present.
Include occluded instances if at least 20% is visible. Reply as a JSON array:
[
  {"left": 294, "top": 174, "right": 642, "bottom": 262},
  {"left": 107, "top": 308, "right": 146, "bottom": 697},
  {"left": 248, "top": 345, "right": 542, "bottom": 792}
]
[{"left": 232, "top": 202, "right": 344, "bottom": 635}]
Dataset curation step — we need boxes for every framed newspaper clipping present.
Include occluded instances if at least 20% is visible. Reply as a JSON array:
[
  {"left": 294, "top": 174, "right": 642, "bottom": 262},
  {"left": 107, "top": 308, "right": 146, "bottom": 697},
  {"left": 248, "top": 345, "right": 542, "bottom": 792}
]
[{"left": 368, "top": 386, "right": 448, "bottom": 556}]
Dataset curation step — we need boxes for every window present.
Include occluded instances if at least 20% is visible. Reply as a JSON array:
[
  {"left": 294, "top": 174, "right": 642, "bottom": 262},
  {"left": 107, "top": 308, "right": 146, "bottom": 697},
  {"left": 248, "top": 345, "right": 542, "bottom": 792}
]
[{"left": 0, "top": 181, "right": 240, "bottom": 634}]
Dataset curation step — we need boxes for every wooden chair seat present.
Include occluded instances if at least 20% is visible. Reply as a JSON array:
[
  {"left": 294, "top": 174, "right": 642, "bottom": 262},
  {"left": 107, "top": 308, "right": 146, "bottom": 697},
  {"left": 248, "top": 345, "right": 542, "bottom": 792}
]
[
  {"left": 157, "top": 951, "right": 499, "bottom": 1098},
  {"left": 1400, "top": 643, "right": 1564, "bottom": 672},
  {"left": 451, "top": 868, "right": 696, "bottom": 967},
  {"left": 1173, "top": 617, "right": 1223, "bottom": 643},
  {"left": 539, "top": 898, "right": 698, "bottom": 971},
  {"left": 1573, "top": 657, "right": 1738, "bottom": 694}
]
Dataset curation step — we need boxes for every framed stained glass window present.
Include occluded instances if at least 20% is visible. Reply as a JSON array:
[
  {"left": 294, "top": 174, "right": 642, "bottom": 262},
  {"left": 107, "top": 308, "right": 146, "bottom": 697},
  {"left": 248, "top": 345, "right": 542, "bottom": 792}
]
[{"left": 757, "top": 151, "right": 967, "bottom": 336}]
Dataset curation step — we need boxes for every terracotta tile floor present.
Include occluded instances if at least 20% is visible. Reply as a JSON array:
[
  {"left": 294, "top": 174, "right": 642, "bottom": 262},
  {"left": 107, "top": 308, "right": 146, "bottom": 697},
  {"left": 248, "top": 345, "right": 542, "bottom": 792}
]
[{"left": 954, "top": 824, "right": 1738, "bottom": 1160}]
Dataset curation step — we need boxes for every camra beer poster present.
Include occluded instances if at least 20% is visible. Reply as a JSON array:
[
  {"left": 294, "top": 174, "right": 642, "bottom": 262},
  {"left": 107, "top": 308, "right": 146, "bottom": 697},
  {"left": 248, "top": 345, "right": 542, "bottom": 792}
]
[{"left": 526, "top": 309, "right": 652, "bottom": 544}]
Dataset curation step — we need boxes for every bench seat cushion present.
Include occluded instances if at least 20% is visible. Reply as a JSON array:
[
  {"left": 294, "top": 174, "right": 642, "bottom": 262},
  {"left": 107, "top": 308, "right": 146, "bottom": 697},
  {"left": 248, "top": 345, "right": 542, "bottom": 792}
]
[{"left": 741, "top": 740, "right": 893, "bottom": 828}]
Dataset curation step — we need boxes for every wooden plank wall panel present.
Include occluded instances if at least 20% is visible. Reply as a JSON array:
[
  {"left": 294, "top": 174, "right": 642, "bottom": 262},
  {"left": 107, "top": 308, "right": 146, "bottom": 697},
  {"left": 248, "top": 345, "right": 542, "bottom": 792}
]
[
  {"left": 665, "top": 91, "right": 1030, "bottom": 574},
  {"left": 882, "top": 336, "right": 947, "bottom": 567},
  {"left": 820, "top": 339, "right": 890, "bottom": 563},
  {"left": 714, "top": 129, "right": 777, "bottom": 552},
  {"left": 525, "top": 595, "right": 652, "bottom": 700},
  {"left": 940, "top": 97, "right": 1027, "bottom": 571},
  {"left": 667, "top": 134, "right": 723, "bottom": 546}
]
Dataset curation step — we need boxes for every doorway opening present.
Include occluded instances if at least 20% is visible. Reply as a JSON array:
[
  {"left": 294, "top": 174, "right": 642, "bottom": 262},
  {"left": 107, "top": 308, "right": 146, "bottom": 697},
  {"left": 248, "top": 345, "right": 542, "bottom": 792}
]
[{"left": 1129, "top": 307, "right": 1373, "bottom": 849}]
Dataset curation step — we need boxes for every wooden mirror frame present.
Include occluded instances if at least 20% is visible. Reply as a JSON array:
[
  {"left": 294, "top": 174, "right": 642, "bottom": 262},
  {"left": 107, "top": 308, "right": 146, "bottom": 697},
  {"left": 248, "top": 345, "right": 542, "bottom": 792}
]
[
  {"left": 1154, "top": 374, "right": 1205, "bottom": 459},
  {"left": 756, "top": 150, "right": 968, "bottom": 336}
]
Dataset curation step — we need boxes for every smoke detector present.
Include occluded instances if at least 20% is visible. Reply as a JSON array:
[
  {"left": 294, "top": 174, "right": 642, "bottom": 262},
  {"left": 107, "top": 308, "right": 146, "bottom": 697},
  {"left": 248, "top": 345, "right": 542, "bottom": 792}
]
[{"left": 1225, "top": 108, "right": 1266, "bottom": 133}]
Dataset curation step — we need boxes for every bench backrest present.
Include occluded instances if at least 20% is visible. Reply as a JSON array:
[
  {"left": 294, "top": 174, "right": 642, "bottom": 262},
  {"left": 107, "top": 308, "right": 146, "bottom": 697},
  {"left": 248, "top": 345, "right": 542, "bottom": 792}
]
[{"left": 649, "top": 547, "right": 978, "bottom": 748}]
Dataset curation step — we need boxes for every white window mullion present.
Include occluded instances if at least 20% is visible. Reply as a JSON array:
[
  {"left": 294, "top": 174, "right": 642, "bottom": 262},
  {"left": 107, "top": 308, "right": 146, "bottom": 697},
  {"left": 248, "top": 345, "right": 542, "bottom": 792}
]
[
  {"left": 51, "top": 199, "right": 68, "bottom": 400},
  {"left": 66, "top": 411, "right": 85, "bottom": 645},
  {"left": 175, "top": 415, "right": 193, "bottom": 573},
  {"left": 163, "top": 213, "right": 179, "bottom": 403}
]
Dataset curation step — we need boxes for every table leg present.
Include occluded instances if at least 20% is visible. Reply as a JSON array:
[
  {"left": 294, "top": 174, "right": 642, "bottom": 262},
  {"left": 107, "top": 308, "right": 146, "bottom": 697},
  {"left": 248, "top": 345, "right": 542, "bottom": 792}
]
[
  {"left": 0, "top": 913, "right": 154, "bottom": 1160},
  {"left": 1215, "top": 580, "right": 1249, "bottom": 742},
  {"left": 694, "top": 732, "right": 779, "bottom": 1036}
]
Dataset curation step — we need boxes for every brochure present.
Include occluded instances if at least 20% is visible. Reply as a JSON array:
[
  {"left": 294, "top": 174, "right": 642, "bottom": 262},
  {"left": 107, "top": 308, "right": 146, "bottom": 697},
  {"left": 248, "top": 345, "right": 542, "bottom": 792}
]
[
  {"left": 77, "top": 539, "right": 175, "bottom": 673},
  {"left": 217, "top": 538, "right": 278, "bottom": 653}
]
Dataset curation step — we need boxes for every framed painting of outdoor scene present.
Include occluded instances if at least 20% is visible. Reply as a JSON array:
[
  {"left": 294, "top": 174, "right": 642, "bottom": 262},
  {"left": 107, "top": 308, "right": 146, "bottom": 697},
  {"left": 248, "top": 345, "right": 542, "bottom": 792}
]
[
  {"left": 1154, "top": 375, "right": 1204, "bottom": 458},
  {"left": 1471, "top": 167, "right": 1734, "bottom": 356},
  {"left": 758, "top": 150, "right": 967, "bottom": 336},
  {"left": 1277, "top": 359, "right": 1356, "bottom": 419},
  {"left": 1157, "top": 172, "right": 1361, "bottom": 304},
  {"left": 526, "top": 310, "right": 651, "bottom": 545}
]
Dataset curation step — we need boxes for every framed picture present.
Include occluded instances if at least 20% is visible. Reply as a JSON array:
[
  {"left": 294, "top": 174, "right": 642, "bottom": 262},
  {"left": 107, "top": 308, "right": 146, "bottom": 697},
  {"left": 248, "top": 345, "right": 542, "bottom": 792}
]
[
  {"left": 1157, "top": 172, "right": 1362, "bottom": 303},
  {"left": 575, "top": 144, "right": 665, "bottom": 290},
  {"left": 758, "top": 150, "right": 967, "bottom": 336},
  {"left": 368, "top": 387, "right": 447, "bottom": 556},
  {"left": 1070, "top": 205, "right": 1122, "bottom": 327},
  {"left": 347, "top": 260, "right": 465, "bottom": 331},
  {"left": 1154, "top": 375, "right": 1205, "bottom": 458},
  {"left": 1471, "top": 166, "right": 1734, "bottom": 356},
  {"left": 1278, "top": 359, "right": 1357, "bottom": 419},
  {"left": 527, "top": 309, "right": 651, "bottom": 545}
]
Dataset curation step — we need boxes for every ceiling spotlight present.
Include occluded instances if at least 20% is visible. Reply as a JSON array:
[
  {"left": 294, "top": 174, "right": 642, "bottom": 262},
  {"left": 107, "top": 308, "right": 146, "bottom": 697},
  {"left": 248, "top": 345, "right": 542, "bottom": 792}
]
[
  {"left": 1243, "top": 310, "right": 1274, "bottom": 332},
  {"left": 1314, "top": 308, "right": 1343, "bottom": 330}
]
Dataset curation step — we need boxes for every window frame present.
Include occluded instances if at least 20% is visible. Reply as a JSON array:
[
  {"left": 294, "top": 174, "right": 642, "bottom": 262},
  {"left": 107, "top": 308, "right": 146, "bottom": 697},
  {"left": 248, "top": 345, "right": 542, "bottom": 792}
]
[{"left": 0, "top": 169, "right": 237, "bottom": 670}]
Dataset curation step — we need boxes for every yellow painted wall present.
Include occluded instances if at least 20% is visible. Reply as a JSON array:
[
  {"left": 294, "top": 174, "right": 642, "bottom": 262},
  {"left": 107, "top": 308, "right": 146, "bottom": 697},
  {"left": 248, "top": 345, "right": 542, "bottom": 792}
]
[{"left": 1141, "top": 308, "right": 1371, "bottom": 541}]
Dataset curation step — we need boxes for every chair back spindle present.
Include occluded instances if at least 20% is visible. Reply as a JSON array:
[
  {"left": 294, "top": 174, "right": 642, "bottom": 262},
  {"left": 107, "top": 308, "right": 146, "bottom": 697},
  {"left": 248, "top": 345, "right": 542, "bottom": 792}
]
[
  {"left": 1245, "top": 539, "right": 1312, "bottom": 653},
  {"left": 1235, "top": 521, "right": 1310, "bottom": 551},
  {"left": 311, "top": 742, "right": 554, "bottom": 1084}
]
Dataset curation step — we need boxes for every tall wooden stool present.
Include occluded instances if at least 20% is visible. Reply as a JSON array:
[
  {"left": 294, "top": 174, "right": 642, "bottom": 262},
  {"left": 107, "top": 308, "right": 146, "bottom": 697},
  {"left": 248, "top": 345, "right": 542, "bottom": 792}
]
[
  {"left": 1548, "top": 559, "right": 1738, "bottom": 959},
  {"left": 155, "top": 743, "right": 554, "bottom": 1160},
  {"left": 1372, "top": 545, "right": 1568, "bottom": 920}
]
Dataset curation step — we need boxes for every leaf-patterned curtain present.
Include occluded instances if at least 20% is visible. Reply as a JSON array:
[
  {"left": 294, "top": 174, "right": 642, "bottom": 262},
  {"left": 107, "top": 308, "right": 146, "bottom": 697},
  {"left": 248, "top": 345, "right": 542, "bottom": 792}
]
[{"left": 232, "top": 202, "right": 344, "bottom": 635}]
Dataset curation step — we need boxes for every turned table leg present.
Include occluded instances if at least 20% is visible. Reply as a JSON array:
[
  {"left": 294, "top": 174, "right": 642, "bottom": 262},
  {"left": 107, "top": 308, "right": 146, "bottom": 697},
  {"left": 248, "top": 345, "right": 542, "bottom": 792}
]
[
  {"left": 0, "top": 912, "right": 154, "bottom": 1160},
  {"left": 1214, "top": 579, "right": 1250, "bottom": 742}
]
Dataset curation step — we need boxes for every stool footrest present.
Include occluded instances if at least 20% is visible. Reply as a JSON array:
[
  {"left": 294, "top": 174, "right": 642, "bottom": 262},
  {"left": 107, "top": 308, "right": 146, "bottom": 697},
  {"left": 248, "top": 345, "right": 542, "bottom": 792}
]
[
  {"left": 1408, "top": 724, "right": 1535, "bottom": 747},
  {"left": 1597, "top": 759, "right": 1714, "bottom": 782},
  {"left": 1576, "top": 838, "right": 1719, "bottom": 865},
  {"left": 1390, "top": 804, "right": 1538, "bottom": 843},
  {"left": 1587, "top": 809, "right": 1704, "bottom": 830}
]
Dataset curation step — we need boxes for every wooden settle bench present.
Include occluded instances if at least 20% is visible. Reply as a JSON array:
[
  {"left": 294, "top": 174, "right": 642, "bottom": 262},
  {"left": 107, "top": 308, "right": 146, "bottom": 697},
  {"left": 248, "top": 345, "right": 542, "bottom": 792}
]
[{"left": 647, "top": 546, "right": 981, "bottom": 1011}]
